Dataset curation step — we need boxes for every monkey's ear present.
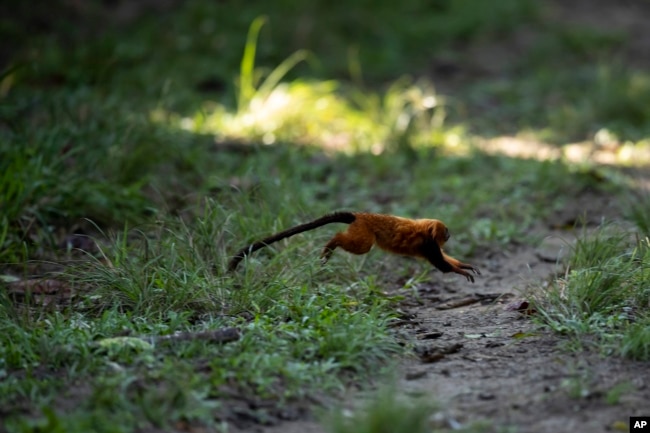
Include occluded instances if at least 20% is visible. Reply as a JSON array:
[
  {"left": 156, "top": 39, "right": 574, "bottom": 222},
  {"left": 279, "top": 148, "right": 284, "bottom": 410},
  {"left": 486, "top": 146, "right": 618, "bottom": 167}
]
[
  {"left": 430, "top": 221, "right": 449, "bottom": 244},
  {"left": 429, "top": 223, "right": 440, "bottom": 241}
]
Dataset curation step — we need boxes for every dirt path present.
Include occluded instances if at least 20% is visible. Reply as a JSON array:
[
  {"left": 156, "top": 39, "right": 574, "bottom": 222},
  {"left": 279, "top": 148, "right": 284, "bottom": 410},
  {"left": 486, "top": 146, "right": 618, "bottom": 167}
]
[{"left": 396, "top": 239, "right": 649, "bottom": 433}]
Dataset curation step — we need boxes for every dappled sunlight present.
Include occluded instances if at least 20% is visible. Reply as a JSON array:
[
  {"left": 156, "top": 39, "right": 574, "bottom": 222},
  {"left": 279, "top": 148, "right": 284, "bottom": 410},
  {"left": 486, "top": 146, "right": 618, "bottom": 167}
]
[
  {"left": 160, "top": 80, "right": 650, "bottom": 165},
  {"left": 155, "top": 9, "right": 650, "bottom": 162},
  {"left": 163, "top": 14, "right": 451, "bottom": 155},
  {"left": 164, "top": 77, "right": 453, "bottom": 155},
  {"left": 477, "top": 131, "right": 650, "bottom": 166},
  {"left": 198, "top": 80, "right": 383, "bottom": 153}
]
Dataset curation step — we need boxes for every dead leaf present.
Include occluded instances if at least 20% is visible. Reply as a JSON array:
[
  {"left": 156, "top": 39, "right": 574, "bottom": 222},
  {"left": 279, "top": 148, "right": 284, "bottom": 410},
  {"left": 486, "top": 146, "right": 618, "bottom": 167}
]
[
  {"left": 436, "top": 296, "right": 481, "bottom": 310},
  {"left": 416, "top": 331, "right": 443, "bottom": 340},
  {"left": 415, "top": 343, "right": 463, "bottom": 363},
  {"left": 610, "top": 420, "right": 628, "bottom": 431},
  {"left": 511, "top": 332, "right": 537, "bottom": 339},
  {"left": 504, "top": 299, "right": 537, "bottom": 315}
]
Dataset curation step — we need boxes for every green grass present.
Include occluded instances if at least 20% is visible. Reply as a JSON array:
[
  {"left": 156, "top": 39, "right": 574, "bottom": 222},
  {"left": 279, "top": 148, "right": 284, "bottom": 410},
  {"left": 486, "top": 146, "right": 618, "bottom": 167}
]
[
  {"left": 0, "top": 206, "right": 402, "bottom": 431},
  {"left": 626, "top": 188, "right": 650, "bottom": 238},
  {"left": 466, "top": 64, "right": 650, "bottom": 143},
  {"left": 2, "top": 0, "right": 650, "bottom": 431},
  {"left": 534, "top": 226, "right": 650, "bottom": 360},
  {"left": 325, "top": 387, "right": 433, "bottom": 433},
  {"left": 323, "top": 385, "right": 494, "bottom": 433}
]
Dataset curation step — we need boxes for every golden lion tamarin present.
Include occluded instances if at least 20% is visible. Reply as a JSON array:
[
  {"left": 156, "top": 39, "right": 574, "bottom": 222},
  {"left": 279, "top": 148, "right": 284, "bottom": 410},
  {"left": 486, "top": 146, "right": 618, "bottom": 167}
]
[{"left": 228, "top": 212, "right": 480, "bottom": 282}]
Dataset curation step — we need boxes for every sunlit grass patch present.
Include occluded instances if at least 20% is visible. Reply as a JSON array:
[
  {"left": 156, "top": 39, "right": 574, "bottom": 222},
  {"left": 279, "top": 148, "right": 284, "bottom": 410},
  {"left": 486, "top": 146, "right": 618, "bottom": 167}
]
[
  {"left": 172, "top": 16, "right": 450, "bottom": 154},
  {"left": 183, "top": 77, "right": 449, "bottom": 155}
]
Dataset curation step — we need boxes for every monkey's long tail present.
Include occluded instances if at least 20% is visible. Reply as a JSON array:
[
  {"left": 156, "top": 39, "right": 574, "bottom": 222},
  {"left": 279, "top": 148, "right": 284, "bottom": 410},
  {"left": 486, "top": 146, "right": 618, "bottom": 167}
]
[{"left": 227, "top": 212, "right": 356, "bottom": 272}]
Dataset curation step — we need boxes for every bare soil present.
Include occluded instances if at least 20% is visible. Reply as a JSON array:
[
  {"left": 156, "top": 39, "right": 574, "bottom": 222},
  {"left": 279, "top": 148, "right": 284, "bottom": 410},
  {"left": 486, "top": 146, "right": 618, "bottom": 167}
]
[{"left": 395, "top": 239, "right": 648, "bottom": 433}]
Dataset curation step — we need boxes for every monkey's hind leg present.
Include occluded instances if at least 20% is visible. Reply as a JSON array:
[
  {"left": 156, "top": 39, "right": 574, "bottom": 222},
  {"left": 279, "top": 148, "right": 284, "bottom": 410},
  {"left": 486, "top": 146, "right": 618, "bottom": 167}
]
[{"left": 321, "top": 230, "right": 374, "bottom": 263}]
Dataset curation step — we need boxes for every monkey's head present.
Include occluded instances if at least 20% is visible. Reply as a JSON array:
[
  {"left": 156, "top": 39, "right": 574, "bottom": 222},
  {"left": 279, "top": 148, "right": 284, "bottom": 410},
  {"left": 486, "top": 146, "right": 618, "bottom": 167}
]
[{"left": 430, "top": 220, "right": 450, "bottom": 245}]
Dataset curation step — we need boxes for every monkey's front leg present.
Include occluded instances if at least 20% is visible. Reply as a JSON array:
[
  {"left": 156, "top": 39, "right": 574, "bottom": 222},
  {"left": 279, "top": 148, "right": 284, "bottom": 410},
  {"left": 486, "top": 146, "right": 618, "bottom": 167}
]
[
  {"left": 443, "top": 252, "right": 481, "bottom": 278},
  {"left": 421, "top": 240, "right": 478, "bottom": 283}
]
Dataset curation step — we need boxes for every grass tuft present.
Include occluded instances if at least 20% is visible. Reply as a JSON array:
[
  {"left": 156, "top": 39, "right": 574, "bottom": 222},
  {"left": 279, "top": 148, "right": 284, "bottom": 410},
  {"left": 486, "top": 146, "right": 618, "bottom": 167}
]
[
  {"left": 625, "top": 189, "right": 650, "bottom": 237},
  {"left": 534, "top": 225, "right": 650, "bottom": 359},
  {"left": 325, "top": 386, "right": 433, "bottom": 433}
]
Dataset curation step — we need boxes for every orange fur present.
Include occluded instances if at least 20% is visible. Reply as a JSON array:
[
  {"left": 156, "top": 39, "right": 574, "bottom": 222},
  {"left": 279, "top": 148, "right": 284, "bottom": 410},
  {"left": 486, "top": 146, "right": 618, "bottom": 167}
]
[{"left": 228, "top": 212, "right": 480, "bottom": 282}]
